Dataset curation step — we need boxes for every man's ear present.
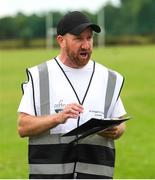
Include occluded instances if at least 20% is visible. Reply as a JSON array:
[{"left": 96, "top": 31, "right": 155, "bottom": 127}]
[{"left": 56, "top": 35, "right": 65, "bottom": 48}]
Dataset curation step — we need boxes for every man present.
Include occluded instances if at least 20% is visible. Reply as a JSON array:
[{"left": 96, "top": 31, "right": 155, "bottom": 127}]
[{"left": 18, "top": 11, "right": 126, "bottom": 179}]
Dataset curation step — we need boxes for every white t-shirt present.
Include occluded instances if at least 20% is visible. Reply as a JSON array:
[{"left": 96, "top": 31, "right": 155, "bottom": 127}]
[{"left": 18, "top": 58, "right": 126, "bottom": 118}]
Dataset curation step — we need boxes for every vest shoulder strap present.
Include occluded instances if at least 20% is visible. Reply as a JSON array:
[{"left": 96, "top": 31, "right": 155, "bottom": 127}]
[
  {"left": 37, "top": 62, "right": 50, "bottom": 115},
  {"left": 104, "top": 69, "right": 124, "bottom": 118},
  {"left": 23, "top": 62, "right": 50, "bottom": 116}
]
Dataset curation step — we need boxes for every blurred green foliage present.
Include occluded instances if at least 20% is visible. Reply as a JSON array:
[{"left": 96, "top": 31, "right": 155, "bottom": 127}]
[{"left": 0, "top": 0, "right": 155, "bottom": 47}]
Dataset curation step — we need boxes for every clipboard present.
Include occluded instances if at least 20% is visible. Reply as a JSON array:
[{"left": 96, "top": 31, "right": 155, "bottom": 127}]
[{"left": 62, "top": 116, "right": 131, "bottom": 143}]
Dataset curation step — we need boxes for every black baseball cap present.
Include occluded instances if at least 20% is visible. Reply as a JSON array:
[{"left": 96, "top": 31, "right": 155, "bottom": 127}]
[{"left": 57, "top": 11, "right": 101, "bottom": 36}]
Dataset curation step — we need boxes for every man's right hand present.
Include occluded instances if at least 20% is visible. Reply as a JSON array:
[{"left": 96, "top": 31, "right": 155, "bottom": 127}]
[{"left": 58, "top": 103, "right": 84, "bottom": 124}]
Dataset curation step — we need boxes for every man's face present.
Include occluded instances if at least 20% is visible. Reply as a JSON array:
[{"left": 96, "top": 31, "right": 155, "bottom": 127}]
[{"left": 63, "top": 28, "right": 93, "bottom": 68}]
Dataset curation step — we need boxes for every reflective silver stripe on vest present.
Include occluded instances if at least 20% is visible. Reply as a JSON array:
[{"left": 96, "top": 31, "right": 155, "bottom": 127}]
[
  {"left": 29, "top": 63, "right": 51, "bottom": 146},
  {"left": 29, "top": 133, "right": 114, "bottom": 149},
  {"left": 76, "top": 162, "right": 114, "bottom": 177},
  {"left": 81, "top": 134, "right": 114, "bottom": 149},
  {"left": 29, "top": 162, "right": 113, "bottom": 177},
  {"left": 38, "top": 63, "right": 50, "bottom": 115},
  {"left": 104, "top": 70, "right": 117, "bottom": 118},
  {"left": 30, "top": 163, "right": 74, "bottom": 175},
  {"left": 29, "top": 133, "right": 76, "bottom": 145}
]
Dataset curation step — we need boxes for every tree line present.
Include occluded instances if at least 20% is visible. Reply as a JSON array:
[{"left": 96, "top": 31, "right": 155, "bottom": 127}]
[
  {"left": 0, "top": 0, "right": 155, "bottom": 46},
  {"left": 105, "top": 0, "right": 155, "bottom": 35}
]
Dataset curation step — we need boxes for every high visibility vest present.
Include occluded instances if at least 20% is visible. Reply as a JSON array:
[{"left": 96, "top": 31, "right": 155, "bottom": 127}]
[{"left": 24, "top": 59, "right": 124, "bottom": 179}]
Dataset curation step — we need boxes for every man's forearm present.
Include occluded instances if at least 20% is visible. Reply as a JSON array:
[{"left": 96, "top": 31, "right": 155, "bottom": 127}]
[
  {"left": 18, "top": 112, "right": 64, "bottom": 137},
  {"left": 17, "top": 103, "right": 84, "bottom": 137}
]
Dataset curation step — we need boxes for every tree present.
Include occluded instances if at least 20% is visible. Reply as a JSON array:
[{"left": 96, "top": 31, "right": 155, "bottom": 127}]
[
  {"left": 104, "top": 4, "right": 122, "bottom": 35},
  {"left": 137, "top": 0, "right": 155, "bottom": 34},
  {"left": 0, "top": 17, "right": 17, "bottom": 39},
  {"left": 20, "top": 27, "right": 33, "bottom": 47}
]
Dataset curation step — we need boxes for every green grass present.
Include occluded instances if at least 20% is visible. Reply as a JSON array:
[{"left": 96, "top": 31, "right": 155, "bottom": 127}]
[{"left": 0, "top": 45, "right": 155, "bottom": 178}]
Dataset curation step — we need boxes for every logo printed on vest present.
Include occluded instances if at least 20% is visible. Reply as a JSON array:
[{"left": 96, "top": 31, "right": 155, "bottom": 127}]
[
  {"left": 88, "top": 110, "right": 104, "bottom": 119},
  {"left": 54, "top": 99, "right": 66, "bottom": 113},
  {"left": 80, "top": 110, "right": 104, "bottom": 121}
]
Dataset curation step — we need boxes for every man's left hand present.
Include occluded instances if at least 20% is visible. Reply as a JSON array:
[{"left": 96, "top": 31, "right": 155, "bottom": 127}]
[{"left": 98, "top": 122, "right": 126, "bottom": 140}]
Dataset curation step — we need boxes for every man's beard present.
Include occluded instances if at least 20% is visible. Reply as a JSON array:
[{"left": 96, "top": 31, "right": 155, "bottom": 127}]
[{"left": 65, "top": 47, "right": 92, "bottom": 68}]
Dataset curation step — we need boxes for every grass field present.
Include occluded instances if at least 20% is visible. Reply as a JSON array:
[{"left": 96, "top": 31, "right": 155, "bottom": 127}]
[{"left": 0, "top": 45, "right": 155, "bottom": 178}]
